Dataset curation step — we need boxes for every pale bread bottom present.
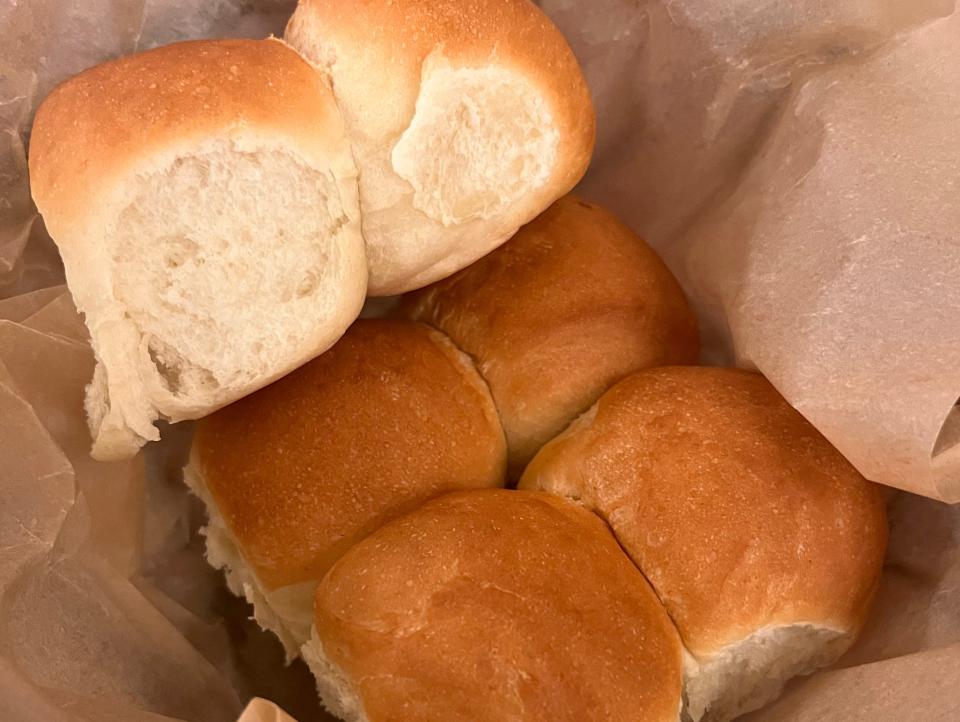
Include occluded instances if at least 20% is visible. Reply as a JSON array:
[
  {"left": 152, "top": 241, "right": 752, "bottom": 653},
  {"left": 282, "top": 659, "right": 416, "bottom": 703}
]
[
  {"left": 301, "top": 628, "right": 369, "bottom": 722},
  {"left": 682, "top": 624, "right": 851, "bottom": 722},
  {"left": 184, "top": 459, "right": 315, "bottom": 660}
]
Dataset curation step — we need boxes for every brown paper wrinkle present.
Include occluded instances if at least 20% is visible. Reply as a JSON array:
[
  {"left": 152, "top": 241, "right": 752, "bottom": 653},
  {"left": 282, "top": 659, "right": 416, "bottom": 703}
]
[
  {"left": 839, "top": 493, "right": 960, "bottom": 670},
  {"left": 0, "top": 284, "right": 61, "bottom": 323},
  {"left": 702, "top": 10, "right": 960, "bottom": 500},
  {"left": 0, "top": 1, "right": 959, "bottom": 722},
  {"left": 136, "top": 1, "right": 295, "bottom": 50},
  {"left": 22, "top": 288, "right": 90, "bottom": 343},
  {"left": 543, "top": 0, "right": 956, "bottom": 256},
  {"left": 0, "top": 383, "right": 74, "bottom": 589},
  {"left": 1, "top": 553, "right": 241, "bottom": 722},
  {"left": 0, "top": 321, "right": 144, "bottom": 570}
]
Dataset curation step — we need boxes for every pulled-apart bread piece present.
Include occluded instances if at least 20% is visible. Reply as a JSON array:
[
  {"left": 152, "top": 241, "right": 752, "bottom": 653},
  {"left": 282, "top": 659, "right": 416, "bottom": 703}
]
[
  {"left": 29, "top": 38, "right": 367, "bottom": 459},
  {"left": 285, "top": 0, "right": 596, "bottom": 295},
  {"left": 520, "top": 367, "right": 888, "bottom": 722},
  {"left": 187, "top": 319, "right": 507, "bottom": 657},
  {"left": 306, "top": 489, "right": 684, "bottom": 722},
  {"left": 401, "top": 195, "right": 699, "bottom": 476}
]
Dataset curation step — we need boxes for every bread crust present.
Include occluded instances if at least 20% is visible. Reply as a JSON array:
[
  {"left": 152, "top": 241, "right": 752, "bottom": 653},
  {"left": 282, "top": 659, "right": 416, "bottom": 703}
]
[
  {"left": 193, "top": 319, "right": 508, "bottom": 589},
  {"left": 520, "top": 366, "right": 888, "bottom": 657},
  {"left": 29, "top": 38, "right": 353, "bottom": 230},
  {"left": 313, "top": 489, "right": 683, "bottom": 722},
  {"left": 401, "top": 196, "right": 699, "bottom": 474}
]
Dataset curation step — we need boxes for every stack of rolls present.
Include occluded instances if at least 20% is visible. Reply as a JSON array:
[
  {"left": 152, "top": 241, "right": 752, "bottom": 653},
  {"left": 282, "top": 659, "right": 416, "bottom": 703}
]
[
  {"left": 26, "top": 0, "right": 890, "bottom": 719},
  {"left": 28, "top": 0, "right": 596, "bottom": 458},
  {"left": 400, "top": 194, "right": 700, "bottom": 476},
  {"left": 187, "top": 318, "right": 508, "bottom": 656},
  {"left": 186, "top": 190, "right": 698, "bottom": 656},
  {"left": 188, "top": 197, "right": 887, "bottom": 722}
]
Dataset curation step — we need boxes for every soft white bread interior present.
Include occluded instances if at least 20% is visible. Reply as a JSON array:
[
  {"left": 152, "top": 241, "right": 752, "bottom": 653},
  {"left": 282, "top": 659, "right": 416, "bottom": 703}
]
[
  {"left": 285, "top": 0, "right": 596, "bottom": 295},
  {"left": 680, "top": 625, "right": 851, "bottom": 722},
  {"left": 300, "top": 635, "right": 367, "bottom": 722},
  {"left": 28, "top": 38, "right": 367, "bottom": 460},
  {"left": 520, "top": 367, "right": 888, "bottom": 722},
  {"left": 187, "top": 319, "right": 507, "bottom": 657},
  {"left": 305, "top": 489, "right": 684, "bottom": 722},
  {"left": 401, "top": 195, "right": 699, "bottom": 476}
]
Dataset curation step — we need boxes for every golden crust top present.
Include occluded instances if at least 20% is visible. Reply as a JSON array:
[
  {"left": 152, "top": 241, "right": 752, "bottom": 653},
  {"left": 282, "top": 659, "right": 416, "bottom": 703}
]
[
  {"left": 29, "top": 38, "right": 347, "bottom": 226},
  {"left": 520, "top": 366, "right": 888, "bottom": 656},
  {"left": 195, "top": 319, "right": 507, "bottom": 589},
  {"left": 315, "top": 489, "right": 683, "bottom": 722}
]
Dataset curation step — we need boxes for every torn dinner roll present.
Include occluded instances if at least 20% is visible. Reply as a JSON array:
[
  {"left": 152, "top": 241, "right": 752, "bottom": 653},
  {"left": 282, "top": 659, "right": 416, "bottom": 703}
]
[
  {"left": 401, "top": 195, "right": 699, "bottom": 476},
  {"left": 28, "top": 38, "right": 367, "bottom": 460},
  {"left": 520, "top": 366, "right": 888, "bottom": 722},
  {"left": 306, "top": 489, "right": 684, "bottom": 722},
  {"left": 187, "top": 319, "right": 507, "bottom": 656},
  {"left": 285, "top": 0, "right": 596, "bottom": 295}
]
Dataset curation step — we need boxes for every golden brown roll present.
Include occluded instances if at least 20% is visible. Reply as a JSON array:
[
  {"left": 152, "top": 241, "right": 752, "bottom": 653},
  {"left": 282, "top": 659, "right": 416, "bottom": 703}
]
[
  {"left": 305, "top": 489, "right": 683, "bottom": 722},
  {"left": 401, "top": 195, "right": 699, "bottom": 476},
  {"left": 186, "top": 319, "right": 507, "bottom": 656},
  {"left": 520, "top": 366, "right": 888, "bottom": 722}
]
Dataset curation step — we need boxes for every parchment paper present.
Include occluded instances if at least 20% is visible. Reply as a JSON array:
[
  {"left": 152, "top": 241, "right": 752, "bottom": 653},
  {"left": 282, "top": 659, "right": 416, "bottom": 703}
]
[
  {"left": 236, "top": 699, "right": 300, "bottom": 722},
  {"left": 1, "top": 1, "right": 959, "bottom": 720}
]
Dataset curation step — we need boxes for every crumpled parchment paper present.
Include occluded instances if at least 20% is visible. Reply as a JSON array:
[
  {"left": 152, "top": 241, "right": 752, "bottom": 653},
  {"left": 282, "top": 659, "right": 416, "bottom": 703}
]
[{"left": 1, "top": 1, "right": 959, "bottom": 720}]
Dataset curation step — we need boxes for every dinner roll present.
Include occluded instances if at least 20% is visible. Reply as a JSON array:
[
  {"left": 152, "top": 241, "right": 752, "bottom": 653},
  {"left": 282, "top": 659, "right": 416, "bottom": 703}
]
[
  {"left": 305, "top": 489, "right": 683, "bottom": 722},
  {"left": 186, "top": 319, "right": 507, "bottom": 656},
  {"left": 285, "top": 0, "right": 595, "bottom": 295},
  {"left": 401, "top": 196, "right": 699, "bottom": 476},
  {"left": 28, "top": 38, "right": 366, "bottom": 460},
  {"left": 520, "top": 367, "right": 888, "bottom": 722}
]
